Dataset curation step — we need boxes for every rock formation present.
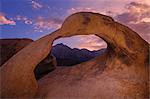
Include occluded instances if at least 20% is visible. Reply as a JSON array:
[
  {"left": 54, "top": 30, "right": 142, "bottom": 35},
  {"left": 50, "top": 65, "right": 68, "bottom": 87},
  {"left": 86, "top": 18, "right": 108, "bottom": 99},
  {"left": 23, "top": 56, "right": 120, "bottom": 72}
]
[
  {"left": 34, "top": 54, "right": 57, "bottom": 80},
  {"left": 0, "top": 39, "right": 57, "bottom": 80},
  {"left": 0, "top": 38, "right": 104, "bottom": 80},
  {"left": 0, "top": 12, "right": 149, "bottom": 98},
  {"left": 0, "top": 31, "right": 61, "bottom": 98},
  {"left": 0, "top": 38, "right": 33, "bottom": 66}
]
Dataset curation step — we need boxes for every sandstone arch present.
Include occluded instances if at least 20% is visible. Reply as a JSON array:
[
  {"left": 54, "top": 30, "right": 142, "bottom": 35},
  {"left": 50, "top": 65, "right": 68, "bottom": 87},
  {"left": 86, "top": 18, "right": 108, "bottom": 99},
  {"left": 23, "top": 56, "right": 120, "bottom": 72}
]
[
  {"left": 0, "top": 12, "right": 149, "bottom": 98},
  {"left": 0, "top": 30, "right": 62, "bottom": 98}
]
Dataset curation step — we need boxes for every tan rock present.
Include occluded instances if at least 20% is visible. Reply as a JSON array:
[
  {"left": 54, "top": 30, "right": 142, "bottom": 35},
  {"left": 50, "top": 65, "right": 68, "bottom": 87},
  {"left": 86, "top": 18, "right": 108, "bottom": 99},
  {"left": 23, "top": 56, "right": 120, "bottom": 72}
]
[
  {"left": 37, "top": 12, "right": 149, "bottom": 99},
  {"left": 0, "top": 30, "right": 61, "bottom": 98},
  {"left": 0, "top": 12, "right": 149, "bottom": 98},
  {"left": 0, "top": 38, "right": 33, "bottom": 66},
  {"left": 0, "top": 39, "right": 57, "bottom": 80}
]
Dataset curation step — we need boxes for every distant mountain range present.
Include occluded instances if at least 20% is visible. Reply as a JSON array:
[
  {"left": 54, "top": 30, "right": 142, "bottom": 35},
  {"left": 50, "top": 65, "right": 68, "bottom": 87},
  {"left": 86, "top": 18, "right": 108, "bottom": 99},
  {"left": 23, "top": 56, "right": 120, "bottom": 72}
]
[
  {"left": 0, "top": 39, "right": 106, "bottom": 67},
  {"left": 0, "top": 39, "right": 106, "bottom": 79},
  {"left": 52, "top": 43, "right": 106, "bottom": 66}
]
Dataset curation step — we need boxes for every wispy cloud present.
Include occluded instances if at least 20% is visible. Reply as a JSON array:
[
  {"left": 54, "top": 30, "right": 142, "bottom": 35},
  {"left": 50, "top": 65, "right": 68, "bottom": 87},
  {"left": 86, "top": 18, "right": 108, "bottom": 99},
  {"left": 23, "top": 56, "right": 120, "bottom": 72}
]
[
  {"left": 68, "top": 7, "right": 99, "bottom": 14},
  {"left": 30, "top": 0, "right": 43, "bottom": 9},
  {"left": 71, "top": 35, "right": 107, "bottom": 51},
  {"left": 54, "top": 35, "right": 107, "bottom": 51},
  {"left": 0, "top": 13, "right": 16, "bottom": 25},
  {"left": 68, "top": 0, "right": 150, "bottom": 16},
  {"left": 12, "top": 15, "right": 62, "bottom": 32},
  {"left": 1, "top": 0, "right": 149, "bottom": 50},
  {"left": 33, "top": 16, "right": 62, "bottom": 32},
  {"left": 74, "top": 35, "right": 107, "bottom": 51},
  {"left": 66, "top": 0, "right": 150, "bottom": 50},
  {"left": 138, "top": 0, "right": 150, "bottom": 5},
  {"left": 115, "top": 2, "right": 150, "bottom": 42},
  {"left": 74, "top": 0, "right": 136, "bottom": 15},
  {"left": 14, "top": 15, "right": 32, "bottom": 25}
]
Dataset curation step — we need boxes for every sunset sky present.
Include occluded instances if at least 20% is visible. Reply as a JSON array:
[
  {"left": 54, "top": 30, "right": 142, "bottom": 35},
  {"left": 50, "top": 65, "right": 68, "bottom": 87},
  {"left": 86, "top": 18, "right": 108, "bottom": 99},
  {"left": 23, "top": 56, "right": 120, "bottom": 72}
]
[{"left": 0, "top": 0, "right": 150, "bottom": 51}]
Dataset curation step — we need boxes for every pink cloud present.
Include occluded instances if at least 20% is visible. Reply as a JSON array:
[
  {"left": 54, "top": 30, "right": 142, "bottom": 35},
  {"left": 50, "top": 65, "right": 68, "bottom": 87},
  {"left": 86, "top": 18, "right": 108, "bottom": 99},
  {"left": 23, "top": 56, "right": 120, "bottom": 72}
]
[
  {"left": 115, "top": 2, "right": 150, "bottom": 42},
  {"left": 33, "top": 16, "right": 62, "bottom": 32},
  {"left": 14, "top": 15, "right": 32, "bottom": 25},
  {"left": 31, "top": 0, "right": 43, "bottom": 9},
  {"left": 138, "top": 0, "right": 150, "bottom": 5},
  {"left": 0, "top": 14, "right": 16, "bottom": 25},
  {"left": 75, "top": 0, "right": 136, "bottom": 15},
  {"left": 72, "top": 35, "right": 107, "bottom": 51},
  {"left": 54, "top": 35, "right": 107, "bottom": 51},
  {"left": 141, "top": 18, "right": 150, "bottom": 23},
  {"left": 66, "top": 0, "right": 150, "bottom": 50},
  {"left": 67, "top": 7, "right": 100, "bottom": 14},
  {"left": 69, "top": 0, "right": 150, "bottom": 16}
]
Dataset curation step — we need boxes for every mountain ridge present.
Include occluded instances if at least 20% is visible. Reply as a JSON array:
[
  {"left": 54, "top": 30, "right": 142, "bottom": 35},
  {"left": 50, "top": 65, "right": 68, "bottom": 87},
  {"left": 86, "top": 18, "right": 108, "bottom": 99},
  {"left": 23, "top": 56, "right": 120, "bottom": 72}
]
[
  {"left": 52, "top": 43, "right": 106, "bottom": 66},
  {"left": 0, "top": 38, "right": 105, "bottom": 66}
]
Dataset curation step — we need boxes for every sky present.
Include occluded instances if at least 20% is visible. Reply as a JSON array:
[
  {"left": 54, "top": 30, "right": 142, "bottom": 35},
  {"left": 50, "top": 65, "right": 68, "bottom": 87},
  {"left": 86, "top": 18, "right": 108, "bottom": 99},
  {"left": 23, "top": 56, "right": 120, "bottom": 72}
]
[{"left": 0, "top": 0, "right": 150, "bottom": 51}]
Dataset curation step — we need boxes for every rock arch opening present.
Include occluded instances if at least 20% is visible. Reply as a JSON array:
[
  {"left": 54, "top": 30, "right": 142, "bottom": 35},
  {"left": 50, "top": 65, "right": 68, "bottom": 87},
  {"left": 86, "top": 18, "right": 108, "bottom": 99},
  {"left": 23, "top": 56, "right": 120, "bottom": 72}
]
[
  {"left": 34, "top": 34, "right": 107, "bottom": 80},
  {"left": 0, "top": 12, "right": 149, "bottom": 98},
  {"left": 52, "top": 34, "right": 107, "bottom": 66}
]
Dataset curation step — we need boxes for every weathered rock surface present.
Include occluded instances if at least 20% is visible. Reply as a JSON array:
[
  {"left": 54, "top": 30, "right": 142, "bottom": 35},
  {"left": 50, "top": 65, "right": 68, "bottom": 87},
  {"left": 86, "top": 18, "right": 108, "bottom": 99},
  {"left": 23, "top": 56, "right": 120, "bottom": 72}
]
[
  {"left": 0, "top": 38, "right": 33, "bottom": 66},
  {"left": 0, "top": 12, "right": 149, "bottom": 99},
  {"left": 0, "top": 31, "right": 61, "bottom": 98},
  {"left": 0, "top": 39, "right": 57, "bottom": 80},
  {"left": 34, "top": 54, "right": 57, "bottom": 80}
]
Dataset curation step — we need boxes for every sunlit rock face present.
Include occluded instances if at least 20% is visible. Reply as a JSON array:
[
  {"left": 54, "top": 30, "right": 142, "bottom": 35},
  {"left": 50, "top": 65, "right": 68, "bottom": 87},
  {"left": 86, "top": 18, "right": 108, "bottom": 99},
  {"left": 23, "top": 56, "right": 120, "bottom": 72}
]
[{"left": 0, "top": 12, "right": 149, "bottom": 99}]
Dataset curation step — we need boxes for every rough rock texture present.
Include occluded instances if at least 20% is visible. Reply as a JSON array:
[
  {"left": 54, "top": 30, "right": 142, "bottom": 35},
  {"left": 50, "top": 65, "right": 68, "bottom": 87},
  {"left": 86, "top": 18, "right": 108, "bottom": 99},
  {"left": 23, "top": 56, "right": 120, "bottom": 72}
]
[
  {"left": 0, "top": 39, "right": 57, "bottom": 80},
  {"left": 0, "top": 38, "right": 33, "bottom": 66},
  {"left": 0, "top": 31, "right": 61, "bottom": 98},
  {"left": 34, "top": 54, "right": 57, "bottom": 80},
  {"left": 0, "top": 12, "right": 149, "bottom": 98}
]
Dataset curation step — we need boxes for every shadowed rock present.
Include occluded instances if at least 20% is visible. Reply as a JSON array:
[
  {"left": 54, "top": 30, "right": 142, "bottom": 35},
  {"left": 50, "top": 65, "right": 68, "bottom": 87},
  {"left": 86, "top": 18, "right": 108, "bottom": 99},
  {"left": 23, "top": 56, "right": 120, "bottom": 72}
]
[
  {"left": 34, "top": 54, "right": 57, "bottom": 80},
  {"left": 0, "top": 12, "right": 149, "bottom": 98},
  {"left": 0, "top": 38, "right": 33, "bottom": 66},
  {"left": 0, "top": 39, "right": 57, "bottom": 80},
  {"left": 0, "top": 31, "right": 61, "bottom": 98}
]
